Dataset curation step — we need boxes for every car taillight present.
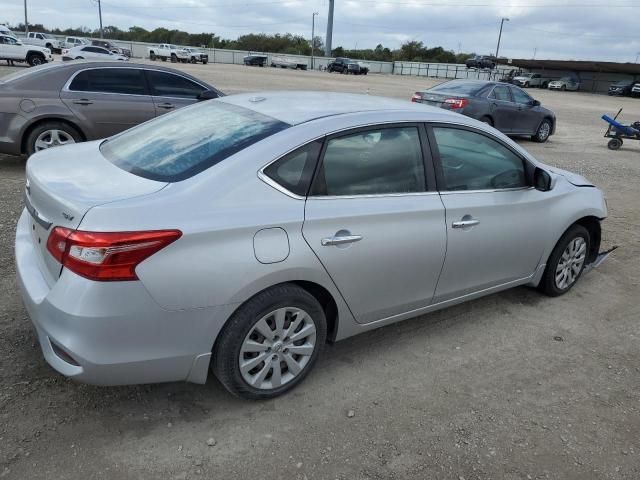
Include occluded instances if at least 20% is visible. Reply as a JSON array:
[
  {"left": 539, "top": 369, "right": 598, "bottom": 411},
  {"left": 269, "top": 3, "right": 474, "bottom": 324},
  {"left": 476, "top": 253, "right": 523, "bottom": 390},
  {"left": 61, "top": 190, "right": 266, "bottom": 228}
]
[
  {"left": 46, "top": 228, "right": 182, "bottom": 281},
  {"left": 443, "top": 98, "right": 469, "bottom": 109},
  {"left": 411, "top": 93, "right": 422, "bottom": 103}
]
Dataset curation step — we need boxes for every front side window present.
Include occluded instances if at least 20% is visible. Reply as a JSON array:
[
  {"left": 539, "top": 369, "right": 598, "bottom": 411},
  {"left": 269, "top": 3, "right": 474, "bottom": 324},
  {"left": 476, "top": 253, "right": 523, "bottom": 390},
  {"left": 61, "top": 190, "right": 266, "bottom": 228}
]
[
  {"left": 433, "top": 127, "right": 527, "bottom": 191},
  {"left": 100, "top": 101, "right": 290, "bottom": 182},
  {"left": 313, "top": 126, "right": 426, "bottom": 196},
  {"left": 146, "top": 70, "right": 206, "bottom": 98},
  {"left": 69, "top": 68, "right": 147, "bottom": 95},
  {"left": 263, "top": 141, "right": 322, "bottom": 196},
  {"left": 511, "top": 87, "right": 533, "bottom": 105}
]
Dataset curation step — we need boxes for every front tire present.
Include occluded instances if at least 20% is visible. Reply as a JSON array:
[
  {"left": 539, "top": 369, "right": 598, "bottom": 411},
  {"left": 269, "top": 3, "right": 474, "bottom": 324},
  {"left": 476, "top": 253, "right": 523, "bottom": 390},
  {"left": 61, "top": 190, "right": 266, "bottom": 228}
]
[
  {"left": 25, "top": 121, "right": 82, "bottom": 156},
  {"left": 212, "top": 284, "right": 327, "bottom": 400},
  {"left": 539, "top": 225, "right": 590, "bottom": 297},
  {"left": 27, "top": 53, "right": 45, "bottom": 67},
  {"left": 532, "top": 118, "right": 552, "bottom": 143}
]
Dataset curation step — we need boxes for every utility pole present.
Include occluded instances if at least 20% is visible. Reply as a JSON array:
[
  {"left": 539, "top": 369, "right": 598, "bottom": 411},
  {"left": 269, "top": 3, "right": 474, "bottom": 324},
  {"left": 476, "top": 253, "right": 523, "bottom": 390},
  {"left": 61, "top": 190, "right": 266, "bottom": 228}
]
[
  {"left": 324, "top": 0, "right": 334, "bottom": 57},
  {"left": 636, "top": 52, "right": 640, "bottom": 63},
  {"left": 98, "top": 0, "right": 104, "bottom": 38},
  {"left": 533, "top": 47, "right": 537, "bottom": 59},
  {"left": 311, "top": 12, "right": 318, "bottom": 70},
  {"left": 23, "top": 0, "right": 28, "bottom": 34},
  {"left": 495, "top": 17, "right": 509, "bottom": 59}
]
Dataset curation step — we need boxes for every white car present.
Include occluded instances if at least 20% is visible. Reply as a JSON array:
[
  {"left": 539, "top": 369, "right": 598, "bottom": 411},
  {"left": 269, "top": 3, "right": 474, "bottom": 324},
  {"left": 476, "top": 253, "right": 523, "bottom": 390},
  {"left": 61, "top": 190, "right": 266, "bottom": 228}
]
[
  {"left": 548, "top": 77, "right": 580, "bottom": 91},
  {"left": 64, "top": 36, "right": 88, "bottom": 49},
  {"left": 0, "top": 34, "right": 52, "bottom": 66},
  {"left": 61, "top": 45, "right": 128, "bottom": 62}
]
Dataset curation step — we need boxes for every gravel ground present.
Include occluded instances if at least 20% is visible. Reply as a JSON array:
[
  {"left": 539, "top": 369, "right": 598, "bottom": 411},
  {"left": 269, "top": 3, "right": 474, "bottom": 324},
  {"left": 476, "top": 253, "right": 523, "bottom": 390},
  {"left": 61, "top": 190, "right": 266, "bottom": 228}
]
[{"left": 1, "top": 59, "right": 639, "bottom": 480}]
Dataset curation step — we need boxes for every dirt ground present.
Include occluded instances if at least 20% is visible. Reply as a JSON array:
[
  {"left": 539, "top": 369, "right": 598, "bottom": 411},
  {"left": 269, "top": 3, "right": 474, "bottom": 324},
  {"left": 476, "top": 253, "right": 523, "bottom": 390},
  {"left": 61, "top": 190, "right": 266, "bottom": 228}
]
[{"left": 1, "top": 59, "right": 639, "bottom": 480}]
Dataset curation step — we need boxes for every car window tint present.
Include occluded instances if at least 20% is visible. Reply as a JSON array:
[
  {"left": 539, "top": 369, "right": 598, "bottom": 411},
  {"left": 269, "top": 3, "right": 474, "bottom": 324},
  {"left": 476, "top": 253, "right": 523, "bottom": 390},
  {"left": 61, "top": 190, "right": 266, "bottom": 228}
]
[
  {"left": 433, "top": 127, "right": 527, "bottom": 191},
  {"left": 101, "top": 101, "right": 290, "bottom": 182},
  {"left": 315, "top": 126, "right": 425, "bottom": 196},
  {"left": 69, "top": 69, "right": 146, "bottom": 95},
  {"left": 511, "top": 87, "right": 533, "bottom": 105},
  {"left": 263, "top": 141, "right": 322, "bottom": 196},
  {"left": 146, "top": 70, "right": 206, "bottom": 98},
  {"left": 490, "top": 86, "right": 511, "bottom": 101}
]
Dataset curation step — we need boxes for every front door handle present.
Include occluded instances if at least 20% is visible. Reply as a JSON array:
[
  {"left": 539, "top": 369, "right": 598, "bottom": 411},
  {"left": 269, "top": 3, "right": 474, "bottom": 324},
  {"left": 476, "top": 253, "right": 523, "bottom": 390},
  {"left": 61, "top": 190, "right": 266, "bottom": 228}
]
[
  {"left": 72, "top": 99, "right": 93, "bottom": 105},
  {"left": 452, "top": 219, "right": 480, "bottom": 228},
  {"left": 157, "top": 103, "right": 175, "bottom": 109},
  {"left": 321, "top": 234, "right": 363, "bottom": 246}
]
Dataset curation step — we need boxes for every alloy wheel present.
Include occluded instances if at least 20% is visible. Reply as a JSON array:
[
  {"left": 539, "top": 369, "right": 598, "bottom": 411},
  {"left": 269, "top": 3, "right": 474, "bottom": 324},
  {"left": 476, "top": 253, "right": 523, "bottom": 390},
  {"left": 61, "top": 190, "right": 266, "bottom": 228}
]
[
  {"left": 538, "top": 122, "right": 551, "bottom": 141},
  {"left": 239, "top": 307, "right": 317, "bottom": 390},
  {"left": 555, "top": 237, "right": 586, "bottom": 290},
  {"left": 34, "top": 129, "right": 76, "bottom": 151}
]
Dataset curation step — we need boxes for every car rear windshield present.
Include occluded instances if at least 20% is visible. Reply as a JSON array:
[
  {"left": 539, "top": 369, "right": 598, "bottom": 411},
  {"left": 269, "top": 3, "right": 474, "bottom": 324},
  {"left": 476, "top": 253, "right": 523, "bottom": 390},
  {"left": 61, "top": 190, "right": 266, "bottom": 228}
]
[
  {"left": 100, "top": 101, "right": 290, "bottom": 182},
  {"left": 430, "top": 81, "right": 484, "bottom": 95}
]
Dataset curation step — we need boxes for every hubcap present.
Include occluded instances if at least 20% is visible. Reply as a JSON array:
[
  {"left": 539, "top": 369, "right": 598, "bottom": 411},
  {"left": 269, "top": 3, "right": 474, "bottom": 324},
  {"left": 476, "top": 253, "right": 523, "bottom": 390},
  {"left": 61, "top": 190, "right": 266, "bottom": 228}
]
[
  {"left": 239, "top": 307, "right": 316, "bottom": 390},
  {"left": 34, "top": 129, "right": 76, "bottom": 151},
  {"left": 555, "top": 237, "right": 586, "bottom": 290},
  {"left": 538, "top": 122, "right": 551, "bottom": 140}
]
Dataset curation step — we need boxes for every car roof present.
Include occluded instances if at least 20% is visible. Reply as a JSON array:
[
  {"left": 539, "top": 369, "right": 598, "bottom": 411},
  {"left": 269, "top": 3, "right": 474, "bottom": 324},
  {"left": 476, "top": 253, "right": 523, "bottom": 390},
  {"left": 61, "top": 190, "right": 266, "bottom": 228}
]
[{"left": 217, "top": 91, "right": 463, "bottom": 125}]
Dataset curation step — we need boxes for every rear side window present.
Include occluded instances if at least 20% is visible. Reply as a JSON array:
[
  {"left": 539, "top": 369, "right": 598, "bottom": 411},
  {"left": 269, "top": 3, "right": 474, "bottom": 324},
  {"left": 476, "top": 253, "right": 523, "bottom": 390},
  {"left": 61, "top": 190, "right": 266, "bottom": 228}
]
[
  {"left": 100, "top": 101, "right": 290, "bottom": 182},
  {"left": 69, "top": 68, "right": 147, "bottom": 95},
  {"left": 146, "top": 70, "right": 206, "bottom": 98},
  {"left": 263, "top": 141, "right": 322, "bottom": 196},
  {"left": 432, "top": 127, "right": 526, "bottom": 191},
  {"left": 489, "top": 86, "right": 512, "bottom": 101},
  {"left": 313, "top": 126, "right": 425, "bottom": 196}
]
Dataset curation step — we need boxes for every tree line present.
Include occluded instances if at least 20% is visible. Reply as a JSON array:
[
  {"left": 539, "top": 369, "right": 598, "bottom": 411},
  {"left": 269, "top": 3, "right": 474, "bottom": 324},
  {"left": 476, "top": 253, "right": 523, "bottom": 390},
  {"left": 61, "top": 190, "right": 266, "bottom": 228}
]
[{"left": 8, "top": 23, "right": 473, "bottom": 63}]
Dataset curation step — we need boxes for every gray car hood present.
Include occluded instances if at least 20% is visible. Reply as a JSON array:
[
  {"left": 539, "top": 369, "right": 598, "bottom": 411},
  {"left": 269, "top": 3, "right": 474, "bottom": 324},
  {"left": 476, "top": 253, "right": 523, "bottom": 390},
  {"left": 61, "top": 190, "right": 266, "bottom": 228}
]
[{"left": 547, "top": 166, "right": 594, "bottom": 187}]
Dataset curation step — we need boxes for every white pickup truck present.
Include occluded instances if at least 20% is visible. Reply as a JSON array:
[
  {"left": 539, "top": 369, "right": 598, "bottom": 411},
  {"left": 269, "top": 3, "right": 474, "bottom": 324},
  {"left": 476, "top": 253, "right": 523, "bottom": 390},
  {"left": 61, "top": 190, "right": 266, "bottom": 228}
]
[
  {"left": 23, "top": 32, "right": 64, "bottom": 54},
  {"left": 148, "top": 44, "right": 189, "bottom": 63},
  {"left": 512, "top": 72, "right": 552, "bottom": 89},
  {"left": 0, "top": 34, "right": 52, "bottom": 66}
]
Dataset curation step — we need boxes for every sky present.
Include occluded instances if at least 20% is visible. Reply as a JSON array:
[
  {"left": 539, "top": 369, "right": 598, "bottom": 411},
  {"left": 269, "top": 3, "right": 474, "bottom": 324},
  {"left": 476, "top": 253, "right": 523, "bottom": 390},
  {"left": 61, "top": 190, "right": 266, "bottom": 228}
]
[{"left": 2, "top": 0, "right": 639, "bottom": 63}]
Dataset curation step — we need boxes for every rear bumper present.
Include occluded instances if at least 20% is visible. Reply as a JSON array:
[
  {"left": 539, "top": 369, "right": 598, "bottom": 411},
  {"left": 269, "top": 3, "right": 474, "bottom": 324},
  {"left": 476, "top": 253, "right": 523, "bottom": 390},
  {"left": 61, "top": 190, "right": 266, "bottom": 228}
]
[{"left": 15, "top": 209, "right": 237, "bottom": 386}]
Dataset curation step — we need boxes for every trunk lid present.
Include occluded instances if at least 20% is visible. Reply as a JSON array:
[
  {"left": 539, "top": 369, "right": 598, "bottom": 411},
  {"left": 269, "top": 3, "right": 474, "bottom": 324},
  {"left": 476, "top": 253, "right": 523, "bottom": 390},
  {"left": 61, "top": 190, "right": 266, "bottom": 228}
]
[{"left": 24, "top": 141, "right": 168, "bottom": 283}]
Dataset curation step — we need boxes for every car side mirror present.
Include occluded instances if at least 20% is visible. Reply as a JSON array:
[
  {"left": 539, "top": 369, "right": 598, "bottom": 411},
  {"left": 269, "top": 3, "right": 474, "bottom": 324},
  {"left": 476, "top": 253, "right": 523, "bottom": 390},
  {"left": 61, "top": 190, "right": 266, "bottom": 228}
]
[
  {"left": 534, "top": 167, "right": 552, "bottom": 191},
  {"left": 197, "top": 90, "right": 219, "bottom": 101},
  {"left": 530, "top": 99, "right": 541, "bottom": 107}
]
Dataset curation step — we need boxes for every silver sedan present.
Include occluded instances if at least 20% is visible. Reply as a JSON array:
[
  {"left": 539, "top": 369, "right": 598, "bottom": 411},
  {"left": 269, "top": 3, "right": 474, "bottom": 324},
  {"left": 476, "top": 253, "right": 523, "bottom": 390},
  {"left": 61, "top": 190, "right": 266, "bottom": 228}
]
[{"left": 16, "top": 92, "right": 610, "bottom": 399}]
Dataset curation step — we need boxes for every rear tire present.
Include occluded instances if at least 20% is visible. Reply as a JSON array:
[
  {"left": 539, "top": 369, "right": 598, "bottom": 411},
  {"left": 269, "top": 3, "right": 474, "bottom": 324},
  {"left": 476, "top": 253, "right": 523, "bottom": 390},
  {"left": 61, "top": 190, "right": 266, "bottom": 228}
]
[
  {"left": 532, "top": 119, "right": 552, "bottom": 143},
  {"left": 539, "top": 225, "right": 590, "bottom": 297},
  {"left": 171, "top": 53, "right": 177, "bottom": 63},
  {"left": 25, "top": 121, "right": 82, "bottom": 157},
  {"left": 607, "top": 138, "right": 623, "bottom": 150},
  {"left": 212, "top": 284, "right": 327, "bottom": 400}
]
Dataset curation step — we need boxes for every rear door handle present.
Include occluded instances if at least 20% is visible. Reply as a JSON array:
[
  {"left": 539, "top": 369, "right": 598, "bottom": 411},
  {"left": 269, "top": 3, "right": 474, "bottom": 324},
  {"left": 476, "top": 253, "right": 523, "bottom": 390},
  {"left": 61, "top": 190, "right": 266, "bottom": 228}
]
[
  {"left": 157, "top": 103, "right": 175, "bottom": 109},
  {"left": 452, "top": 219, "right": 480, "bottom": 228},
  {"left": 72, "top": 99, "right": 93, "bottom": 105},
  {"left": 321, "top": 234, "right": 363, "bottom": 246}
]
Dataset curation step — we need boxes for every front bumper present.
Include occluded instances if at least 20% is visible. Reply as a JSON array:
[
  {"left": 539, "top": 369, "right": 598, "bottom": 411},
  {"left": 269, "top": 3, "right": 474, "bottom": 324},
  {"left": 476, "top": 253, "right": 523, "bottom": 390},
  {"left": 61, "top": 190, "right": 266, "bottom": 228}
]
[{"left": 15, "top": 209, "right": 236, "bottom": 386}]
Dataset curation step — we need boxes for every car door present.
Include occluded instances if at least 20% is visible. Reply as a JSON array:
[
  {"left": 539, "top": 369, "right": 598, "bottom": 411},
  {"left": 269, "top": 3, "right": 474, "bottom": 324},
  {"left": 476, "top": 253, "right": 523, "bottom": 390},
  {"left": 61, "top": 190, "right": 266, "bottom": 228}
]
[
  {"left": 487, "top": 85, "right": 517, "bottom": 133},
  {"left": 302, "top": 124, "right": 447, "bottom": 324},
  {"left": 144, "top": 69, "right": 209, "bottom": 115},
  {"left": 510, "top": 86, "right": 543, "bottom": 134},
  {"left": 60, "top": 67, "right": 155, "bottom": 139},
  {"left": 428, "top": 125, "right": 550, "bottom": 302}
]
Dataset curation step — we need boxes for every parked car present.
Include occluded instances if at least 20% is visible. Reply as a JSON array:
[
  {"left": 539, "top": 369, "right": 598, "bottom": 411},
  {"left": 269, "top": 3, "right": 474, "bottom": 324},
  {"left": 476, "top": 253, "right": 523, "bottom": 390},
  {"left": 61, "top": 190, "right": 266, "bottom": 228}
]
[
  {"left": 91, "top": 40, "right": 131, "bottom": 57},
  {"left": 0, "top": 25, "right": 16, "bottom": 38},
  {"left": 0, "top": 34, "right": 52, "bottom": 66},
  {"left": 184, "top": 47, "right": 208, "bottom": 64},
  {"left": 412, "top": 79, "right": 556, "bottom": 142},
  {"left": 0, "top": 62, "right": 223, "bottom": 156},
  {"left": 327, "top": 57, "right": 359, "bottom": 74},
  {"left": 608, "top": 80, "right": 636, "bottom": 96},
  {"left": 548, "top": 77, "right": 580, "bottom": 91},
  {"left": 16, "top": 91, "right": 610, "bottom": 399},
  {"left": 244, "top": 54, "right": 268, "bottom": 67},
  {"left": 271, "top": 55, "right": 307, "bottom": 70},
  {"left": 631, "top": 83, "right": 640, "bottom": 98},
  {"left": 23, "top": 32, "right": 64, "bottom": 54},
  {"left": 148, "top": 44, "right": 189, "bottom": 63},
  {"left": 62, "top": 45, "right": 128, "bottom": 62},
  {"left": 465, "top": 55, "right": 496, "bottom": 69},
  {"left": 64, "top": 36, "right": 88, "bottom": 49},
  {"left": 356, "top": 61, "right": 370, "bottom": 75},
  {"left": 512, "top": 72, "right": 550, "bottom": 88}
]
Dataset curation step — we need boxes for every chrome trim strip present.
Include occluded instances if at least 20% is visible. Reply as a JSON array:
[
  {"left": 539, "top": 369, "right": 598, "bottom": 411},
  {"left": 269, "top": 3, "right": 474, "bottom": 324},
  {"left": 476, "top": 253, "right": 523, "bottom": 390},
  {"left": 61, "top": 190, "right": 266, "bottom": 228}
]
[
  {"left": 439, "top": 186, "right": 534, "bottom": 194},
  {"left": 24, "top": 193, "right": 52, "bottom": 230}
]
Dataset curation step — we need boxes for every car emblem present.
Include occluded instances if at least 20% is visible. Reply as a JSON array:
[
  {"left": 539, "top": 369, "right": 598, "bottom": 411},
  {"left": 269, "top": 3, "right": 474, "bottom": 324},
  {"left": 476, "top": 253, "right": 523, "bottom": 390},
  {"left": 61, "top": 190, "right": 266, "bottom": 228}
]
[{"left": 62, "top": 212, "right": 75, "bottom": 222}]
